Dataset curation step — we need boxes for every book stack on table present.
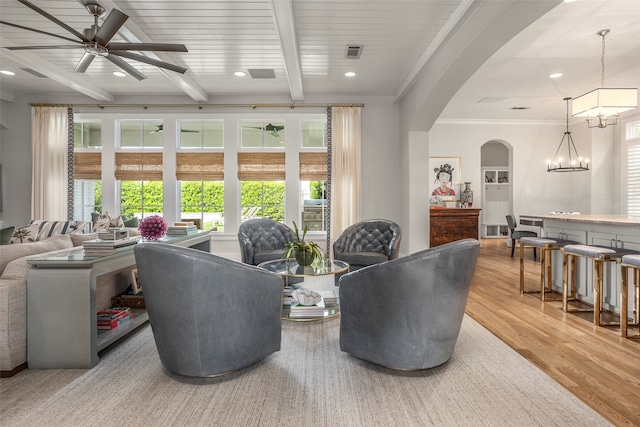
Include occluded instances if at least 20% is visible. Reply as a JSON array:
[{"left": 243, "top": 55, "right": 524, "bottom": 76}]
[
  {"left": 316, "top": 290, "right": 337, "bottom": 306},
  {"left": 289, "top": 300, "right": 326, "bottom": 318},
  {"left": 282, "top": 285, "right": 301, "bottom": 306},
  {"left": 82, "top": 236, "right": 141, "bottom": 256},
  {"left": 97, "top": 307, "right": 134, "bottom": 330},
  {"left": 166, "top": 222, "right": 198, "bottom": 236},
  {"left": 97, "top": 228, "right": 130, "bottom": 241}
]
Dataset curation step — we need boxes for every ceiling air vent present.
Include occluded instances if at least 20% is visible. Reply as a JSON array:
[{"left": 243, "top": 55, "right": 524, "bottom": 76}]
[
  {"left": 345, "top": 45, "right": 362, "bottom": 59},
  {"left": 248, "top": 69, "right": 276, "bottom": 79}
]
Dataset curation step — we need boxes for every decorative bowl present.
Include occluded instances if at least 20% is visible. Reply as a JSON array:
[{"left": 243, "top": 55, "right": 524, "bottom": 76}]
[{"left": 292, "top": 289, "right": 322, "bottom": 306}]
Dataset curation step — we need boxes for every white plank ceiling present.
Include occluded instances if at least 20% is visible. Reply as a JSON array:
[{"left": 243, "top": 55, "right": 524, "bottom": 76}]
[{"left": 0, "top": 0, "right": 639, "bottom": 121}]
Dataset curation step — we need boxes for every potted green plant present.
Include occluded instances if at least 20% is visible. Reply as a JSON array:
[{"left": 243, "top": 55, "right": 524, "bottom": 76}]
[{"left": 282, "top": 221, "right": 324, "bottom": 266}]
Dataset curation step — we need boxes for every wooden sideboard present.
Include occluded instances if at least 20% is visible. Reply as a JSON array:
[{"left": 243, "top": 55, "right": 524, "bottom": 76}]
[{"left": 430, "top": 208, "right": 481, "bottom": 247}]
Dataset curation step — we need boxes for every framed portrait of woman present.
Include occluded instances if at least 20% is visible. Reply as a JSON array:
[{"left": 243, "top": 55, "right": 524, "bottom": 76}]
[{"left": 429, "top": 157, "right": 461, "bottom": 200}]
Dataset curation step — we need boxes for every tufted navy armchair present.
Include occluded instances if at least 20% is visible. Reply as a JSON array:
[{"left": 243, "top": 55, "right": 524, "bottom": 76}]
[
  {"left": 238, "top": 218, "right": 297, "bottom": 265},
  {"left": 333, "top": 219, "right": 402, "bottom": 273}
]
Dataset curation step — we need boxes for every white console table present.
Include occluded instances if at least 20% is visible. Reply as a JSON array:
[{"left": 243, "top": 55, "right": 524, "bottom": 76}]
[{"left": 27, "top": 232, "right": 211, "bottom": 369}]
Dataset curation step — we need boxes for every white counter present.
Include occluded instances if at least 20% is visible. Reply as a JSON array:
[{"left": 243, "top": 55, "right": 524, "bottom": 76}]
[{"left": 520, "top": 214, "right": 640, "bottom": 316}]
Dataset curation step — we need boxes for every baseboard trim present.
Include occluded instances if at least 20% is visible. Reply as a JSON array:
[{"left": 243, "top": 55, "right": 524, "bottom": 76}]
[{"left": 0, "top": 362, "right": 27, "bottom": 378}]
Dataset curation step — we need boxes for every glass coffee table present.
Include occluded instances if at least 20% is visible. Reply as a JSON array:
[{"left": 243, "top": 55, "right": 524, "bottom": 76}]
[{"left": 257, "top": 259, "right": 349, "bottom": 321}]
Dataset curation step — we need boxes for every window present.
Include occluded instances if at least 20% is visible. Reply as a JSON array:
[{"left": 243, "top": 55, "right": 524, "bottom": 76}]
[
  {"left": 180, "top": 121, "right": 224, "bottom": 148},
  {"left": 241, "top": 121, "right": 285, "bottom": 148},
  {"left": 177, "top": 152, "right": 225, "bottom": 231},
  {"left": 73, "top": 122, "right": 102, "bottom": 220},
  {"left": 121, "top": 121, "right": 163, "bottom": 148},
  {"left": 301, "top": 121, "right": 327, "bottom": 148},
  {"left": 626, "top": 120, "right": 640, "bottom": 216},
  {"left": 116, "top": 152, "right": 163, "bottom": 219},
  {"left": 120, "top": 181, "right": 163, "bottom": 219},
  {"left": 74, "top": 122, "right": 102, "bottom": 149},
  {"left": 238, "top": 152, "right": 286, "bottom": 221},
  {"left": 299, "top": 152, "right": 328, "bottom": 231}
]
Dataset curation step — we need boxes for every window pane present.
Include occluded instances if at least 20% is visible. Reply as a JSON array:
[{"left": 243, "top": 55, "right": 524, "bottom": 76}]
[
  {"left": 120, "top": 181, "right": 163, "bottom": 219},
  {"left": 121, "top": 122, "right": 142, "bottom": 148},
  {"left": 74, "top": 122, "right": 102, "bottom": 149},
  {"left": 301, "top": 180, "right": 327, "bottom": 231},
  {"left": 73, "top": 180, "right": 102, "bottom": 220},
  {"left": 241, "top": 181, "right": 285, "bottom": 222},
  {"left": 179, "top": 122, "right": 224, "bottom": 148},
  {"left": 203, "top": 122, "right": 224, "bottom": 148},
  {"left": 628, "top": 120, "right": 640, "bottom": 140},
  {"left": 143, "top": 122, "right": 163, "bottom": 148},
  {"left": 241, "top": 122, "right": 285, "bottom": 148},
  {"left": 301, "top": 122, "right": 326, "bottom": 148},
  {"left": 181, "top": 181, "right": 224, "bottom": 231}
]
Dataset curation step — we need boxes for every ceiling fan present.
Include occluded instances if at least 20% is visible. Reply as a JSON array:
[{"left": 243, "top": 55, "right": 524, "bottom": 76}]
[
  {"left": 0, "top": 0, "right": 188, "bottom": 81},
  {"left": 147, "top": 124, "right": 200, "bottom": 134},
  {"left": 248, "top": 123, "right": 285, "bottom": 138}
]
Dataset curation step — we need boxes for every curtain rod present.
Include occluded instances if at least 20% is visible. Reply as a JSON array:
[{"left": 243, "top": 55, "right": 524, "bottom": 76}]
[{"left": 29, "top": 103, "right": 364, "bottom": 109}]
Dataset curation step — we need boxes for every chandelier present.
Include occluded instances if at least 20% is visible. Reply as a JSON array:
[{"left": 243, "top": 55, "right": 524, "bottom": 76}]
[
  {"left": 571, "top": 29, "right": 638, "bottom": 128},
  {"left": 547, "top": 97, "right": 589, "bottom": 172}
]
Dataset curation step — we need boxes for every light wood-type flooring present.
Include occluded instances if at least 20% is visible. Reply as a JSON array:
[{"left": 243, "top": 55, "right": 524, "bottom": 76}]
[{"left": 467, "top": 239, "right": 640, "bottom": 426}]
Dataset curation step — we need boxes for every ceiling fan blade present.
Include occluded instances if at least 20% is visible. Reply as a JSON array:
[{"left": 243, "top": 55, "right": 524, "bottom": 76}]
[
  {"left": 17, "top": 0, "right": 90, "bottom": 42},
  {"left": 104, "top": 55, "right": 147, "bottom": 81},
  {"left": 109, "top": 51, "right": 187, "bottom": 74},
  {"left": 107, "top": 43, "right": 188, "bottom": 52},
  {"left": 74, "top": 53, "right": 96, "bottom": 73},
  {"left": 0, "top": 20, "right": 83, "bottom": 44},
  {"left": 94, "top": 9, "right": 128, "bottom": 46},
  {"left": 6, "top": 45, "right": 83, "bottom": 50}
]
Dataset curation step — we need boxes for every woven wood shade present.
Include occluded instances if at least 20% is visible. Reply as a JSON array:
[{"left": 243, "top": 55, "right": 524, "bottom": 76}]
[
  {"left": 176, "top": 153, "right": 224, "bottom": 180},
  {"left": 299, "top": 152, "right": 328, "bottom": 180},
  {"left": 237, "top": 152, "right": 285, "bottom": 180},
  {"left": 115, "top": 152, "right": 163, "bottom": 180},
  {"left": 73, "top": 152, "right": 101, "bottom": 179}
]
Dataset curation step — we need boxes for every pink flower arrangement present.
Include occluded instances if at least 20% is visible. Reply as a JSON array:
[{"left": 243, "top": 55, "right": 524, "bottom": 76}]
[{"left": 138, "top": 215, "right": 168, "bottom": 241}]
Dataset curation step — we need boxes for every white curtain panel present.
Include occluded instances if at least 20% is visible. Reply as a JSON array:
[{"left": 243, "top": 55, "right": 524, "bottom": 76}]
[
  {"left": 330, "top": 106, "right": 362, "bottom": 243},
  {"left": 31, "top": 106, "right": 68, "bottom": 220}
]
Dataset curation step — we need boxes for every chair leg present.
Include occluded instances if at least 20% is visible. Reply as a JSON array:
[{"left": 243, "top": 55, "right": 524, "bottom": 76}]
[
  {"left": 511, "top": 239, "right": 516, "bottom": 257},
  {"left": 533, "top": 247, "right": 537, "bottom": 261}
]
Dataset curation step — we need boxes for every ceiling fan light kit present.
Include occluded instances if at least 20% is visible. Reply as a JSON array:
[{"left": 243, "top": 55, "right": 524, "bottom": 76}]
[
  {"left": 2, "top": 0, "right": 189, "bottom": 81},
  {"left": 571, "top": 29, "right": 638, "bottom": 128}
]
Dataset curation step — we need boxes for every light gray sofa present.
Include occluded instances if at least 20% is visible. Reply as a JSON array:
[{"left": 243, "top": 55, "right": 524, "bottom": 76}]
[
  {"left": 134, "top": 243, "right": 284, "bottom": 377},
  {"left": 0, "top": 234, "right": 81, "bottom": 376},
  {"left": 339, "top": 238, "right": 480, "bottom": 370}
]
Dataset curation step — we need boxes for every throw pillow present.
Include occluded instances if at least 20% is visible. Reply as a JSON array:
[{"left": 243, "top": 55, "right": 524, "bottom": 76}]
[{"left": 10, "top": 223, "right": 40, "bottom": 244}]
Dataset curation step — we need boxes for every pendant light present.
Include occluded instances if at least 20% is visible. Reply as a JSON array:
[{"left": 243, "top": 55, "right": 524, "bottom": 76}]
[
  {"left": 547, "top": 97, "right": 589, "bottom": 172},
  {"left": 571, "top": 29, "right": 638, "bottom": 128}
]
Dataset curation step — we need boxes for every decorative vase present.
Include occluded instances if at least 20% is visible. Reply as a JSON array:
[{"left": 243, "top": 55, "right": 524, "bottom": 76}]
[
  {"left": 295, "top": 249, "right": 315, "bottom": 266},
  {"left": 462, "top": 182, "right": 473, "bottom": 207}
]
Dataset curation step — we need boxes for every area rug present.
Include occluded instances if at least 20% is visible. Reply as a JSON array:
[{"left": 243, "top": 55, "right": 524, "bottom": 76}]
[{"left": 1, "top": 315, "right": 609, "bottom": 426}]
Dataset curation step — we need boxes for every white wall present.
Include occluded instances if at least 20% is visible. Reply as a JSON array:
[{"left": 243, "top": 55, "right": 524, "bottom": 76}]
[{"left": 429, "top": 120, "right": 594, "bottom": 218}]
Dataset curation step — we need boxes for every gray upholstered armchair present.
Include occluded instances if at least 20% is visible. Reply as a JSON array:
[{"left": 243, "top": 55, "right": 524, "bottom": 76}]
[
  {"left": 333, "top": 219, "right": 402, "bottom": 272},
  {"left": 238, "top": 218, "right": 297, "bottom": 265},
  {"left": 134, "top": 243, "right": 283, "bottom": 377},
  {"left": 339, "top": 238, "right": 480, "bottom": 370}
]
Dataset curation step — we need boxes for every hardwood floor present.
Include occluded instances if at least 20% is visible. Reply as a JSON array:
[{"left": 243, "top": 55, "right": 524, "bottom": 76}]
[{"left": 466, "top": 239, "right": 640, "bottom": 426}]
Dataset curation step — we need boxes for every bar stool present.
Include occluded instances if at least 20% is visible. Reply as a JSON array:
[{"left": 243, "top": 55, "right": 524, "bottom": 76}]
[
  {"left": 562, "top": 244, "right": 639, "bottom": 326},
  {"left": 519, "top": 237, "right": 578, "bottom": 301},
  {"left": 619, "top": 254, "right": 640, "bottom": 339}
]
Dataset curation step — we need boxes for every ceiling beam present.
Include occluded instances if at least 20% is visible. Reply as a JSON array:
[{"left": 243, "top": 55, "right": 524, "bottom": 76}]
[
  {"left": 0, "top": 38, "right": 115, "bottom": 102},
  {"left": 270, "top": 0, "right": 304, "bottom": 102},
  {"left": 102, "top": 0, "right": 209, "bottom": 102}
]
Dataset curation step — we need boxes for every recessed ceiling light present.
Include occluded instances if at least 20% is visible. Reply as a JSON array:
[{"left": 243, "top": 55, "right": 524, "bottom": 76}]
[
  {"left": 345, "top": 71, "right": 356, "bottom": 77},
  {"left": 234, "top": 71, "right": 246, "bottom": 77},
  {"left": 549, "top": 72, "right": 563, "bottom": 79},
  {"left": 113, "top": 71, "right": 126, "bottom": 77},
  {"left": 564, "top": 0, "right": 576, "bottom": 3},
  {"left": 0, "top": 70, "right": 16, "bottom": 76}
]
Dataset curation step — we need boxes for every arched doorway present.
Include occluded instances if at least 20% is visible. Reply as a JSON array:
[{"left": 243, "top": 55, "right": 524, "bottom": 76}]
[{"left": 481, "top": 141, "right": 511, "bottom": 238}]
